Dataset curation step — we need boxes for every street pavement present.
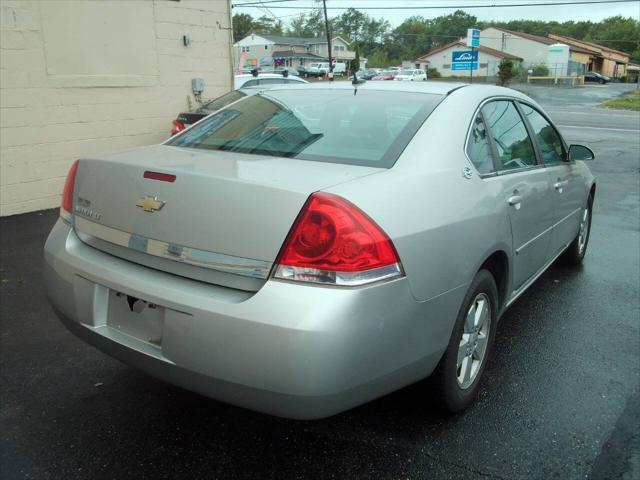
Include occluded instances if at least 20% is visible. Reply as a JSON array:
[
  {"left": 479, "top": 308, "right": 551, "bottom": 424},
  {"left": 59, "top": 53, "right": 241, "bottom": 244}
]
[{"left": 1, "top": 83, "right": 638, "bottom": 480}]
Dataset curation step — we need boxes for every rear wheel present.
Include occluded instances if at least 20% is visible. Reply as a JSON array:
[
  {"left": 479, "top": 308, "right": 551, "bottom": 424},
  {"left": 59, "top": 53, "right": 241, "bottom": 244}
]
[
  {"left": 431, "top": 269, "right": 498, "bottom": 412},
  {"left": 561, "top": 195, "right": 593, "bottom": 265}
]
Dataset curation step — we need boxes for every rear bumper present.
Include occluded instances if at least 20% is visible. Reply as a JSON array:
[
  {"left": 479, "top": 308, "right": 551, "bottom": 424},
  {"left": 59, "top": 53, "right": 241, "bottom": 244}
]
[{"left": 44, "top": 220, "right": 463, "bottom": 419}]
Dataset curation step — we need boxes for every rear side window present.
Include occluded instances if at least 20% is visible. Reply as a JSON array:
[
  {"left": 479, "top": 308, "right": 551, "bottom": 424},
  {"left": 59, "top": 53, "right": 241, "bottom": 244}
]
[
  {"left": 481, "top": 100, "right": 537, "bottom": 171},
  {"left": 519, "top": 103, "right": 565, "bottom": 164},
  {"left": 202, "top": 90, "right": 246, "bottom": 111},
  {"left": 167, "top": 90, "right": 444, "bottom": 168},
  {"left": 466, "top": 114, "right": 496, "bottom": 174}
]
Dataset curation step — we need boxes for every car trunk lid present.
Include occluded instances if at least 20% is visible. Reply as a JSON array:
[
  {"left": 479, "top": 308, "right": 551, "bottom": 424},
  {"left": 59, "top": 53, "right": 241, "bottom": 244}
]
[{"left": 72, "top": 145, "right": 382, "bottom": 292}]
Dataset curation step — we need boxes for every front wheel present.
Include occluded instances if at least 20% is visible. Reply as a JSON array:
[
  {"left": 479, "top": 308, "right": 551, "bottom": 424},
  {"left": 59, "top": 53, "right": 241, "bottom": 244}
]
[
  {"left": 561, "top": 195, "right": 593, "bottom": 265},
  {"left": 431, "top": 269, "right": 498, "bottom": 413}
]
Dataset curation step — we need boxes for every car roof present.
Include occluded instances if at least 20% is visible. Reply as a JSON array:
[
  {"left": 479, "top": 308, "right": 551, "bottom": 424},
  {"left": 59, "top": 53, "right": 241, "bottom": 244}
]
[
  {"left": 234, "top": 73, "right": 300, "bottom": 80},
  {"left": 262, "top": 80, "right": 467, "bottom": 96},
  {"left": 258, "top": 82, "right": 537, "bottom": 105}
]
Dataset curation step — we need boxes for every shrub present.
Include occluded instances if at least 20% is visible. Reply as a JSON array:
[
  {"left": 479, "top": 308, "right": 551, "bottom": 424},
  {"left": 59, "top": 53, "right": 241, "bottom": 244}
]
[
  {"left": 497, "top": 59, "right": 514, "bottom": 86},
  {"left": 531, "top": 64, "right": 550, "bottom": 77},
  {"left": 511, "top": 63, "right": 527, "bottom": 82},
  {"left": 427, "top": 67, "right": 441, "bottom": 78}
]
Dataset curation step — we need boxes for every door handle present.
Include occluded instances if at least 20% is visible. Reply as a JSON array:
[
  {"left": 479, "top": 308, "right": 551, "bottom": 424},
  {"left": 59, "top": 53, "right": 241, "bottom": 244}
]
[
  {"left": 508, "top": 195, "right": 523, "bottom": 208},
  {"left": 554, "top": 179, "right": 569, "bottom": 191}
]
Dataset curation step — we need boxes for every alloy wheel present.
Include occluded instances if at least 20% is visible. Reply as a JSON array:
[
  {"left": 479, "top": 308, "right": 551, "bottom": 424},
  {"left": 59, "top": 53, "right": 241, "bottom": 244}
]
[{"left": 456, "top": 293, "right": 491, "bottom": 389}]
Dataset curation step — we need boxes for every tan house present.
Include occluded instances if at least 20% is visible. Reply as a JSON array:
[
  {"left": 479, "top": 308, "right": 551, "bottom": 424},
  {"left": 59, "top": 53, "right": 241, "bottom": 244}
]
[
  {"left": 234, "top": 34, "right": 355, "bottom": 71},
  {"left": 476, "top": 27, "right": 594, "bottom": 70},
  {"left": 548, "top": 33, "right": 630, "bottom": 78},
  {"left": 0, "top": 0, "right": 233, "bottom": 216}
]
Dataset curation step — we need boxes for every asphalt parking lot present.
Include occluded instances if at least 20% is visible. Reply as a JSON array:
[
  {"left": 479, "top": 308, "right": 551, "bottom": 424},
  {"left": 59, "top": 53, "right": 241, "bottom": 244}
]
[{"left": 1, "top": 83, "right": 639, "bottom": 480}]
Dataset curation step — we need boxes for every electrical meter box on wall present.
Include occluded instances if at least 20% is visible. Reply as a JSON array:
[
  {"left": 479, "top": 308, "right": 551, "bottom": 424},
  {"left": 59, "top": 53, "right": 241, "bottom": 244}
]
[{"left": 192, "top": 78, "right": 205, "bottom": 95}]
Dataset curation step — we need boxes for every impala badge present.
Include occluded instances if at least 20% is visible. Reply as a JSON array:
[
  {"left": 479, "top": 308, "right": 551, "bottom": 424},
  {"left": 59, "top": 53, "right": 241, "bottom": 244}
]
[{"left": 136, "top": 195, "right": 165, "bottom": 213}]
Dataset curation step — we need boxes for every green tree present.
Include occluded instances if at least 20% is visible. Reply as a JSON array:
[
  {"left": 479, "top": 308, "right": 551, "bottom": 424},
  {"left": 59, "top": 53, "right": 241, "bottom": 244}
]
[
  {"left": 497, "top": 58, "right": 514, "bottom": 85},
  {"left": 351, "top": 45, "right": 361, "bottom": 72},
  {"left": 287, "top": 10, "right": 325, "bottom": 38},
  {"left": 333, "top": 8, "right": 368, "bottom": 42},
  {"left": 368, "top": 49, "right": 389, "bottom": 68},
  {"left": 233, "top": 13, "right": 254, "bottom": 42},
  {"left": 430, "top": 10, "right": 478, "bottom": 49},
  {"left": 253, "top": 15, "right": 283, "bottom": 35},
  {"left": 589, "top": 16, "right": 639, "bottom": 56}
]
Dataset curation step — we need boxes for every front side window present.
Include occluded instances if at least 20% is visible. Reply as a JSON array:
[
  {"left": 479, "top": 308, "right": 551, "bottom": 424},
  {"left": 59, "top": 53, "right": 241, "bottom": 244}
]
[
  {"left": 167, "top": 90, "right": 444, "bottom": 168},
  {"left": 481, "top": 100, "right": 537, "bottom": 171},
  {"left": 519, "top": 103, "right": 565, "bottom": 164},
  {"left": 466, "top": 114, "right": 495, "bottom": 174}
]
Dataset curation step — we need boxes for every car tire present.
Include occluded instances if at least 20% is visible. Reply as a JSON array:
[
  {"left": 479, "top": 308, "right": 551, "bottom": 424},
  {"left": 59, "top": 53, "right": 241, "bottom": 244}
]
[
  {"left": 561, "top": 195, "right": 593, "bottom": 266},
  {"left": 431, "top": 269, "right": 498, "bottom": 413},
  {"left": 600, "top": 79, "right": 605, "bottom": 84}
]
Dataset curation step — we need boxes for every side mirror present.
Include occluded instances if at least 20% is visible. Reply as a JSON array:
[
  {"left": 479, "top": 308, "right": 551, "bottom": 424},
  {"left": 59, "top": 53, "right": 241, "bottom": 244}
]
[{"left": 568, "top": 144, "right": 595, "bottom": 161}]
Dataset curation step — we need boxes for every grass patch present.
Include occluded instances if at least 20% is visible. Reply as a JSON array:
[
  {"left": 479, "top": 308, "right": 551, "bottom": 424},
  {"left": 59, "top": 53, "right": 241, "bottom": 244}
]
[{"left": 602, "top": 90, "right": 640, "bottom": 111}]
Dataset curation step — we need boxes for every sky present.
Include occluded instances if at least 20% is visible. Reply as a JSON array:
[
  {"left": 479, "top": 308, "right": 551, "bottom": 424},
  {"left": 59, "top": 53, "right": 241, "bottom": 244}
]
[{"left": 232, "top": 0, "right": 640, "bottom": 27}]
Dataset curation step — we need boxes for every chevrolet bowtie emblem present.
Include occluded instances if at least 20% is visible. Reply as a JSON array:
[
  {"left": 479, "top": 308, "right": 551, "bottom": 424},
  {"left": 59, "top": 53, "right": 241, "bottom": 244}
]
[{"left": 136, "top": 195, "right": 165, "bottom": 213}]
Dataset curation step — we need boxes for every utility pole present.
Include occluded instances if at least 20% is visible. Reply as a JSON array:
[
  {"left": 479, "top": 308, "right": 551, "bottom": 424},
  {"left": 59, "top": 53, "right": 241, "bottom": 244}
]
[
  {"left": 322, "top": 0, "right": 333, "bottom": 81},
  {"left": 470, "top": 45, "right": 474, "bottom": 84}
]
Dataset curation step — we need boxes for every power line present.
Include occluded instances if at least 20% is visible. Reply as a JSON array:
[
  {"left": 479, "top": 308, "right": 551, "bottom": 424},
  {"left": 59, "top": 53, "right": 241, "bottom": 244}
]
[{"left": 233, "top": 0, "right": 638, "bottom": 9}]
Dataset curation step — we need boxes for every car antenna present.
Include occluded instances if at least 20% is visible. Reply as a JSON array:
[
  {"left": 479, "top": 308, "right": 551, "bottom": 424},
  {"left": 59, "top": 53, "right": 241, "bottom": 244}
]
[{"left": 352, "top": 72, "right": 365, "bottom": 95}]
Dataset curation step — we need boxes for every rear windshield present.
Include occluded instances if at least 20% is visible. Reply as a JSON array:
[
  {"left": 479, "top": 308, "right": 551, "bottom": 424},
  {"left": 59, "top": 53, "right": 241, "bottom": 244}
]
[{"left": 167, "top": 89, "right": 443, "bottom": 167}]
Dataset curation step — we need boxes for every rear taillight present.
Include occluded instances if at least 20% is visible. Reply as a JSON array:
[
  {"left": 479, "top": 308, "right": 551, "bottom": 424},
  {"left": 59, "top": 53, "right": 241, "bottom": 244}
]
[
  {"left": 273, "top": 193, "right": 403, "bottom": 286},
  {"left": 60, "top": 159, "right": 79, "bottom": 222},
  {"left": 171, "top": 119, "right": 185, "bottom": 136}
]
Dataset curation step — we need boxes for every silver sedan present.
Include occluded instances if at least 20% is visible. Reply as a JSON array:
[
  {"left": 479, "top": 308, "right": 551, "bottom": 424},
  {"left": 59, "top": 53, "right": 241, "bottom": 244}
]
[{"left": 44, "top": 82, "right": 596, "bottom": 419}]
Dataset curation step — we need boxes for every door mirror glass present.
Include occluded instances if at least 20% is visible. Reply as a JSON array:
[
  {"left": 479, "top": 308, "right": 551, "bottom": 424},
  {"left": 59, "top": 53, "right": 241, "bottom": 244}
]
[{"left": 568, "top": 144, "right": 595, "bottom": 161}]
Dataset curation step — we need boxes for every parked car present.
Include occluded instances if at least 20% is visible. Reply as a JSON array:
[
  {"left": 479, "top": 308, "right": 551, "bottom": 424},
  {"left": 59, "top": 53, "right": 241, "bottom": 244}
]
[
  {"left": 45, "top": 82, "right": 596, "bottom": 419},
  {"left": 331, "top": 62, "right": 347, "bottom": 76},
  {"left": 171, "top": 76, "right": 309, "bottom": 135},
  {"left": 233, "top": 72, "right": 306, "bottom": 90},
  {"left": 274, "top": 67, "right": 300, "bottom": 77},
  {"left": 304, "top": 62, "right": 330, "bottom": 77},
  {"left": 372, "top": 70, "right": 396, "bottom": 80},
  {"left": 584, "top": 71, "right": 610, "bottom": 84},
  {"left": 357, "top": 69, "right": 378, "bottom": 80},
  {"left": 395, "top": 68, "right": 427, "bottom": 81}
]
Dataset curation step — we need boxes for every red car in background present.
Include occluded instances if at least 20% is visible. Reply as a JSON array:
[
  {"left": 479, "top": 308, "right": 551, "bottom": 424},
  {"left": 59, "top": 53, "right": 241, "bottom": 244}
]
[{"left": 371, "top": 70, "right": 397, "bottom": 81}]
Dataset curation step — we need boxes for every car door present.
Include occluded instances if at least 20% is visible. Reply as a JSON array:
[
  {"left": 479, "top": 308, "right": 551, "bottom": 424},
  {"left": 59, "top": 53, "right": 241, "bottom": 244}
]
[
  {"left": 518, "top": 102, "right": 585, "bottom": 258},
  {"left": 479, "top": 100, "right": 555, "bottom": 290}
]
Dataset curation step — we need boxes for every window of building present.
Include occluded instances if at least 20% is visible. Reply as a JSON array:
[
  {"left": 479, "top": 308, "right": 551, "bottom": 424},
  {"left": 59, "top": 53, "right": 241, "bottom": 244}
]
[
  {"left": 443, "top": 64, "right": 451, "bottom": 69},
  {"left": 481, "top": 100, "right": 537, "bottom": 171},
  {"left": 241, "top": 46, "right": 250, "bottom": 53}
]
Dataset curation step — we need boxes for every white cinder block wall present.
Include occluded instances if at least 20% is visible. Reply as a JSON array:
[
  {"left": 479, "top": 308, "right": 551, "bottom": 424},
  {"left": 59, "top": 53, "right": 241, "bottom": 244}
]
[{"left": 0, "top": 0, "right": 233, "bottom": 216}]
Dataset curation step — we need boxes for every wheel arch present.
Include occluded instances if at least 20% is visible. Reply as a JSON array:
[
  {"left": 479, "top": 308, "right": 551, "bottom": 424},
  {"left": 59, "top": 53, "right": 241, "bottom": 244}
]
[{"left": 478, "top": 250, "right": 510, "bottom": 312}]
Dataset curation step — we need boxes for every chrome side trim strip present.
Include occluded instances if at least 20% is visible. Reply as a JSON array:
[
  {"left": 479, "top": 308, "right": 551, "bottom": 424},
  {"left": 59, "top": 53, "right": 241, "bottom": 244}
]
[
  {"left": 515, "top": 207, "right": 581, "bottom": 255},
  {"left": 74, "top": 216, "right": 272, "bottom": 280}
]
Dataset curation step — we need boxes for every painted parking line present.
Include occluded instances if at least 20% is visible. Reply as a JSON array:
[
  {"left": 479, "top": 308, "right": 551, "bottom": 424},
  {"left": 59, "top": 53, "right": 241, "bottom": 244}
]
[{"left": 557, "top": 125, "right": 640, "bottom": 132}]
